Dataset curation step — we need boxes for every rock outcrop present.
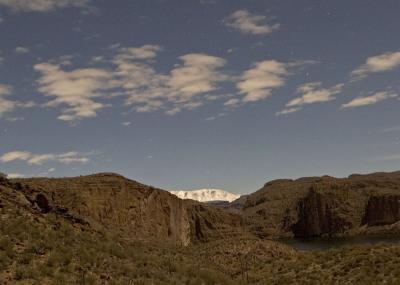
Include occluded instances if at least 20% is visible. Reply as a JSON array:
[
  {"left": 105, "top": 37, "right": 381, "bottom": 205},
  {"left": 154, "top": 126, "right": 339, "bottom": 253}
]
[
  {"left": 362, "top": 195, "right": 400, "bottom": 226},
  {"left": 5, "top": 170, "right": 400, "bottom": 243},
  {"left": 241, "top": 171, "right": 400, "bottom": 238},
  {"left": 11, "top": 173, "right": 244, "bottom": 246},
  {"left": 291, "top": 189, "right": 353, "bottom": 237}
]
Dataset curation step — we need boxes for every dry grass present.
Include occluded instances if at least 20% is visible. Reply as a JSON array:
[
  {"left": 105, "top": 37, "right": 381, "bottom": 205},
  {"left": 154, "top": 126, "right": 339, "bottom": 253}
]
[{"left": 2, "top": 204, "right": 400, "bottom": 285}]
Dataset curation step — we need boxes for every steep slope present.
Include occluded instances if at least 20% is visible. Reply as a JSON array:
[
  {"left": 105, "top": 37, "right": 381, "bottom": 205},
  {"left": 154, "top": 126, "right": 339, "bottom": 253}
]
[
  {"left": 170, "top": 189, "right": 241, "bottom": 203},
  {"left": 8, "top": 171, "right": 400, "bottom": 241},
  {"left": 242, "top": 171, "right": 400, "bottom": 238},
  {"left": 12, "top": 173, "right": 244, "bottom": 246},
  {"left": 0, "top": 175, "right": 241, "bottom": 284}
]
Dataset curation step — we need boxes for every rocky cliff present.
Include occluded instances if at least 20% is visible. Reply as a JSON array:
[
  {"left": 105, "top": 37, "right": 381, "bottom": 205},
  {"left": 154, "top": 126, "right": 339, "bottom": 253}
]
[
  {"left": 5, "top": 171, "right": 400, "bottom": 242},
  {"left": 10, "top": 173, "right": 244, "bottom": 246},
  {"left": 3, "top": 172, "right": 400, "bottom": 284},
  {"left": 291, "top": 189, "right": 353, "bottom": 237},
  {"left": 241, "top": 171, "right": 400, "bottom": 238},
  {"left": 362, "top": 195, "right": 400, "bottom": 226}
]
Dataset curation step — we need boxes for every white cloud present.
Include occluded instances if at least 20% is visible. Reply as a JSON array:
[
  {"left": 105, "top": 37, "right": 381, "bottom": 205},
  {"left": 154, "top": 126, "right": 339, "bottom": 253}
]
[
  {"left": 372, "top": 153, "right": 400, "bottom": 161},
  {"left": 34, "top": 63, "right": 112, "bottom": 121},
  {"left": 381, "top": 125, "right": 400, "bottom": 133},
  {"left": 0, "top": 84, "right": 33, "bottom": 117},
  {"left": 0, "top": 0, "right": 90, "bottom": 12},
  {"left": 235, "top": 60, "right": 288, "bottom": 103},
  {"left": 0, "top": 84, "right": 15, "bottom": 116},
  {"left": 112, "top": 46, "right": 228, "bottom": 115},
  {"left": 121, "top": 121, "right": 131, "bottom": 126},
  {"left": 288, "top": 82, "right": 344, "bottom": 107},
  {"left": 111, "top": 47, "right": 170, "bottom": 113},
  {"left": 6, "top": 173, "right": 26, "bottom": 178},
  {"left": 205, "top": 112, "right": 226, "bottom": 121},
  {"left": 276, "top": 107, "right": 300, "bottom": 116},
  {"left": 351, "top": 51, "right": 400, "bottom": 79},
  {"left": 224, "top": 98, "right": 240, "bottom": 107},
  {"left": 224, "top": 10, "right": 279, "bottom": 35},
  {"left": 116, "top": 45, "right": 161, "bottom": 61},
  {"left": 14, "top": 46, "right": 30, "bottom": 54},
  {"left": 168, "top": 54, "right": 227, "bottom": 99},
  {"left": 33, "top": 45, "right": 316, "bottom": 120},
  {"left": 36, "top": 48, "right": 220, "bottom": 120},
  {"left": 6, "top": 116, "right": 24, "bottom": 122},
  {"left": 277, "top": 82, "right": 344, "bottom": 115},
  {"left": 341, "top": 91, "right": 398, "bottom": 109},
  {"left": 0, "top": 150, "right": 91, "bottom": 165},
  {"left": 0, "top": 151, "right": 31, "bottom": 162}
]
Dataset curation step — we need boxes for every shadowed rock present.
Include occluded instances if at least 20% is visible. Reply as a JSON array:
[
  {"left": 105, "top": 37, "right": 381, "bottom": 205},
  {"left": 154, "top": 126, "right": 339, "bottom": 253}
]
[
  {"left": 362, "top": 195, "right": 400, "bottom": 226},
  {"left": 35, "top": 193, "right": 52, "bottom": 213},
  {"left": 292, "top": 189, "right": 352, "bottom": 237}
]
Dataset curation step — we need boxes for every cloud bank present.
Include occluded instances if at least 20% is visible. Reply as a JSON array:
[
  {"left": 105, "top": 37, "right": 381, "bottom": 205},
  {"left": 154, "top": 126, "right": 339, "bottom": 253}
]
[{"left": 0, "top": 151, "right": 91, "bottom": 165}]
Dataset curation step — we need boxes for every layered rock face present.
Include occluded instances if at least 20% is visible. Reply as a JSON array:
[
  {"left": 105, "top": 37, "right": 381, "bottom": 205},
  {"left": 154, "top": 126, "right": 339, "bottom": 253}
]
[
  {"left": 362, "top": 195, "right": 400, "bottom": 226},
  {"left": 241, "top": 172, "right": 400, "bottom": 238},
  {"left": 11, "top": 173, "right": 243, "bottom": 246},
  {"left": 6, "top": 171, "right": 400, "bottom": 243},
  {"left": 291, "top": 189, "right": 353, "bottom": 237}
]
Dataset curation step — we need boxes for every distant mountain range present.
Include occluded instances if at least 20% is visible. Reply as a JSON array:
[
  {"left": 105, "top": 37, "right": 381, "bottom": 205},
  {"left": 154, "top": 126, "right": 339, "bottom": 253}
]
[{"left": 170, "top": 189, "right": 241, "bottom": 203}]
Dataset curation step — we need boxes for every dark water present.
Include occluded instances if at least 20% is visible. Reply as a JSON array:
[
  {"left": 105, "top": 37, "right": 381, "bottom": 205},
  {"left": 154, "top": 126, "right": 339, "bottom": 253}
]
[{"left": 279, "top": 236, "right": 400, "bottom": 251}]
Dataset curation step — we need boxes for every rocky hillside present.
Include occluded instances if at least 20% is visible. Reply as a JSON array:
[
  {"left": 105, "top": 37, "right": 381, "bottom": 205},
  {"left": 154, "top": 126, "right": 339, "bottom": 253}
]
[
  {"left": 2, "top": 171, "right": 400, "bottom": 284},
  {"left": 10, "top": 173, "right": 244, "bottom": 246},
  {"left": 0, "top": 174, "right": 243, "bottom": 284},
  {"left": 241, "top": 171, "right": 400, "bottom": 238},
  {"left": 7, "top": 171, "right": 400, "bottom": 241},
  {"left": 9, "top": 171, "right": 400, "bottom": 241}
]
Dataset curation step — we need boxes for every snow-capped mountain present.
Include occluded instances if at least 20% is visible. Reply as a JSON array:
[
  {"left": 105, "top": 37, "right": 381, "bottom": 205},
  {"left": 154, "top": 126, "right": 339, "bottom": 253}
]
[{"left": 170, "top": 189, "right": 241, "bottom": 203}]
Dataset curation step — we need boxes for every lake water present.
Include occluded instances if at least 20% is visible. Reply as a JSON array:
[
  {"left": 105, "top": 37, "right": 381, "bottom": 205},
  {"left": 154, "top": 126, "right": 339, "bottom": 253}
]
[{"left": 279, "top": 236, "right": 400, "bottom": 251}]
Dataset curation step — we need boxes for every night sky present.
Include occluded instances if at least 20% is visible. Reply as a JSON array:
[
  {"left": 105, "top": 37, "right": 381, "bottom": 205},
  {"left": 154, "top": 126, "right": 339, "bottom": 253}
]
[{"left": 0, "top": 0, "right": 400, "bottom": 194}]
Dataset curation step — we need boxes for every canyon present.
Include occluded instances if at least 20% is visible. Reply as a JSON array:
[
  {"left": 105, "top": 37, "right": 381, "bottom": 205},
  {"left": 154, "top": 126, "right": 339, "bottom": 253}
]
[{"left": 1, "top": 171, "right": 400, "bottom": 284}]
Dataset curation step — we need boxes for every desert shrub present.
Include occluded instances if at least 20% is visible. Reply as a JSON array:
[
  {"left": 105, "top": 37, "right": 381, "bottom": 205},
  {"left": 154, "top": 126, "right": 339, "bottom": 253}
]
[
  {"left": 85, "top": 273, "right": 98, "bottom": 285},
  {"left": 107, "top": 242, "right": 127, "bottom": 259},
  {"left": 14, "top": 266, "right": 24, "bottom": 280},
  {"left": 76, "top": 247, "right": 97, "bottom": 267},
  {"left": 37, "top": 262, "right": 54, "bottom": 277},
  {"left": 0, "top": 251, "right": 10, "bottom": 271},
  {"left": 27, "top": 240, "right": 50, "bottom": 255},
  {"left": 162, "top": 257, "right": 178, "bottom": 274},
  {"left": 47, "top": 249, "right": 73, "bottom": 267},
  {"left": 14, "top": 264, "right": 37, "bottom": 280},
  {"left": 18, "top": 251, "right": 34, "bottom": 265},
  {"left": 0, "top": 237, "right": 15, "bottom": 258},
  {"left": 51, "top": 273, "right": 68, "bottom": 285}
]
